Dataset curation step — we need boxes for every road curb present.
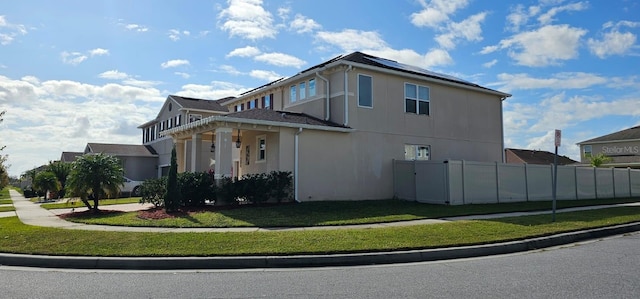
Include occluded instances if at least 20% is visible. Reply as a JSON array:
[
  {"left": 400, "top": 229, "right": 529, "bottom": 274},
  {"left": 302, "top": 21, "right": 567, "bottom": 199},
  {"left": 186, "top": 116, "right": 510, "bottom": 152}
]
[{"left": 1, "top": 222, "right": 638, "bottom": 270}]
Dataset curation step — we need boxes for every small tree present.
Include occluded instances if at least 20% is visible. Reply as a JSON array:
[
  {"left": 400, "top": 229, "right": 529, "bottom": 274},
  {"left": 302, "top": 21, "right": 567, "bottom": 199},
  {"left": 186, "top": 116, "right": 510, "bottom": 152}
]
[
  {"left": 589, "top": 153, "right": 612, "bottom": 167},
  {"left": 33, "top": 171, "right": 61, "bottom": 201},
  {"left": 66, "top": 153, "right": 124, "bottom": 212},
  {"left": 47, "top": 161, "right": 71, "bottom": 198},
  {"left": 164, "top": 145, "right": 181, "bottom": 212}
]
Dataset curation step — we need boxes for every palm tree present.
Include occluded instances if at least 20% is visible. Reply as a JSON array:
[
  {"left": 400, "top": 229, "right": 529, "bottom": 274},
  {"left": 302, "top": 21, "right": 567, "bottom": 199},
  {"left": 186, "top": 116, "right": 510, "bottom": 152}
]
[
  {"left": 33, "top": 171, "right": 61, "bottom": 201},
  {"left": 66, "top": 153, "right": 124, "bottom": 212},
  {"left": 47, "top": 161, "right": 71, "bottom": 198}
]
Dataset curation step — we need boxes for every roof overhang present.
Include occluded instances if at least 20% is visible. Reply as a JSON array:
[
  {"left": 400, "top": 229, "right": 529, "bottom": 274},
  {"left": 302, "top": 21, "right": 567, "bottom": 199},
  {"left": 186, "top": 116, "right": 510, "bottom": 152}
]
[{"left": 160, "top": 114, "right": 354, "bottom": 139}]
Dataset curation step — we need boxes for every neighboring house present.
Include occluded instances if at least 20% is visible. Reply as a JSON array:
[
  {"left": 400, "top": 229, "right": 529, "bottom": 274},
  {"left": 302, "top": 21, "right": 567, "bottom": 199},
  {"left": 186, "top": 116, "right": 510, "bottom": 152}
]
[
  {"left": 60, "top": 151, "right": 83, "bottom": 163},
  {"left": 159, "top": 51, "right": 511, "bottom": 201},
  {"left": 84, "top": 143, "right": 158, "bottom": 181},
  {"left": 577, "top": 125, "right": 640, "bottom": 168},
  {"left": 505, "top": 148, "right": 578, "bottom": 165},
  {"left": 138, "top": 95, "right": 233, "bottom": 176}
]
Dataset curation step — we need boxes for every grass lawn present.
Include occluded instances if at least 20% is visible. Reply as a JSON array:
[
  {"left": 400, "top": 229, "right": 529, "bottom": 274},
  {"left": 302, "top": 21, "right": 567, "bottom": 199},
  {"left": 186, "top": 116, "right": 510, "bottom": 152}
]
[
  {"left": 0, "top": 199, "right": 12, "bottom": 205},
  {"left": 64, "top": 197, "right": 640, "bottom": 228},
  {"left": 40, "top": 197, "right": 141, "bottom": 209},
  {"left": 0, "top": 207, "right": 638, "bottom": 256},
  {"left": 0, "top": 206, "right": 14, "bottom": 212},
  {"left": 0, "top": 188, "right": 9, "bottom": 199}
]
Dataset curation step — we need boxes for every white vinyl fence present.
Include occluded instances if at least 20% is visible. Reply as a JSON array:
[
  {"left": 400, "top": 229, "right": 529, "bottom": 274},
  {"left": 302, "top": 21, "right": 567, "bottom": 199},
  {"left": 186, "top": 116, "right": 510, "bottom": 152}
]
[{"left": 393, "top": 160, "right": 640, "bottom": 205}]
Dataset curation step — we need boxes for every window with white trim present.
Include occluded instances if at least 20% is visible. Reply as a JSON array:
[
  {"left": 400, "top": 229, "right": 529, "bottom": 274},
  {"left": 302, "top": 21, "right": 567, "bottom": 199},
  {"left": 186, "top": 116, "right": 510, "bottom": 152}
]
[
  {"left": 405, "top": 144, "right": 430, "bottom": 160},
  {"left": 309, "top": 79, "right": 316, "bottom": 97},
  {"left": 290, "top": 85, "right": 297, "bottom": 103},
  {"left": 257, "top": 136, "right": 266, "bottom": 162},
  {"left": 405, "top": 83, "right": 429, "bottom": 115},
  {"left": 583, "top": 145, "right": 592, "bottom": 158},
  {"left": 358, "top": 74, "right": 373, "bottom": 108},
  {"left": 300, "top": 82, "right": 306, "bottom": 100}
]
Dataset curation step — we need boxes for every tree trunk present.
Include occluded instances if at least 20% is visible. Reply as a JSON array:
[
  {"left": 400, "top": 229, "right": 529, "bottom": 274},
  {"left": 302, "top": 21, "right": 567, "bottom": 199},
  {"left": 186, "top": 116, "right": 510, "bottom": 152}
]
[
  {"left": 80, "top": 198, "right": 93, "bottom": 210},
  {"left": 93, "top": 198, "right": 100, "bottom": 213}
]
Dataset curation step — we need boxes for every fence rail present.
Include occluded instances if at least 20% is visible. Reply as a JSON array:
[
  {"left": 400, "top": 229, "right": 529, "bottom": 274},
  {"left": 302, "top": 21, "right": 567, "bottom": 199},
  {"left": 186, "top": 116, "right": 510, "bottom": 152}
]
[{"left": 393, "top": 160, "right": 640, "bottom": 205}]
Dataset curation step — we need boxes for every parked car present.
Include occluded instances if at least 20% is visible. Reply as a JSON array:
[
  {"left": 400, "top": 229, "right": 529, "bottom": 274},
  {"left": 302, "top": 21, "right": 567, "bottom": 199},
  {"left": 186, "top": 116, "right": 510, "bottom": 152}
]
[{"left": 121, "top": 177, "right": 143, "bottom": 197}]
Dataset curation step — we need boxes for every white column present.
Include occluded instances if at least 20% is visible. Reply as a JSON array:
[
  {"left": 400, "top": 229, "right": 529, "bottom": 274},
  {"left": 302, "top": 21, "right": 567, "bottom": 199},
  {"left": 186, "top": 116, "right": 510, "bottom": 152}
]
[
  {"left": 175, "top": 140, "right": 185, "bottom": 173},
  {"left": 191, "top": 133, "right": 203, "bottom": 172},
  {"left": 214, "top": 128, "right": 233, "bottom": 180}
]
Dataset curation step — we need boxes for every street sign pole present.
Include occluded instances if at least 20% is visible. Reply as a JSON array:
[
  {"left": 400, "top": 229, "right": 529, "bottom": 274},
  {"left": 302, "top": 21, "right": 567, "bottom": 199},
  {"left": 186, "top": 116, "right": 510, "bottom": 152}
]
[{"left": 552, "top": 130, "right": 561, "bottom": 222}]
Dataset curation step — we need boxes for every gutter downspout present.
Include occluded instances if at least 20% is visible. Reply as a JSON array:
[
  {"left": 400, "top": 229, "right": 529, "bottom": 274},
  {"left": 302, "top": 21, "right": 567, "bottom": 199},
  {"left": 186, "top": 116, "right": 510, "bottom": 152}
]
[
  {"left": 294, "top": 128, "right": 303, "bottom": 202},
  {"left": 316, "top": 72, "right": 330, "bottom": 121},
  {"left": 344, "top": 65, "right": 352, "bottom": 126}
]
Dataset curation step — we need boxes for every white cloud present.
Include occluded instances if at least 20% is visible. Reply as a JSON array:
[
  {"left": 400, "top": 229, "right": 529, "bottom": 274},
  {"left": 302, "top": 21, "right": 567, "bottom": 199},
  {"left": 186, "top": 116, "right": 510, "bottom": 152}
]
[
  {"left": 124, "top": 23, "right": 149, "bottom": 32},
  {"left": 487, "top": 24, "right": 587, "bottom": 67},
  {"left": 483, "top": 59, "right": 498, "bottom": 68},
  {"left": 168, "top": 29, "right": 191, "bottom": 41},
  {"left": 175, "top": 81, "right": 247, "bottom": 100},
  {"left": 410, "top": 0, "right": 469, "bottom": 28},
  {"left": 249, "top": 70, "right": 282, "bottom": 81},
  {"left": 98, "top": 70, "right": 129, "bottom": 80},
  {"left": 435, "top": 12, "right": 487, "bottom": 49},
  {"left": 316, "top": 29, "right": 388, "bottom": 52},
  {"left": 61, "top": 51, "right": 88, "bottom": 65},
  {"left": 506, "top": 4, "right": 531, "bottom": 32},
  {"left": 364, "top": 48, "right": 454, "bottom": 69},
  {"left": 174, "top": 72, "right": 191, "bottom": 79},
  {"left": 226, "top": 46, "right": 261, "bottom": 58},
  {"left": 289, "top": 14, "right": 321, "bottom": 34},
  {"left": 220, "top": 65, "right": 243, "bottom": 76},
  {"left": 587, "top": 21, "right": 639, "bottom": 58},
  {"left": 0, "top": 15, "right": 28, "bottom": 45},
  {"left": 89, "top": 48, "right": 109, "bottom": 56},
  {"left": 537, "top": 1, "right": 589, "bottom": 25},
  {"left": 160, "top": 59, "right": 190, "bottom": 69},
  {"left": 496, "top": 72, "right": 608, "bottom": 92},
  {"left": 217, "top": 0, "right": 277, "bottom": 40},
  {"left": 254, "top": 52, "right": 306, "bottom": 68}
]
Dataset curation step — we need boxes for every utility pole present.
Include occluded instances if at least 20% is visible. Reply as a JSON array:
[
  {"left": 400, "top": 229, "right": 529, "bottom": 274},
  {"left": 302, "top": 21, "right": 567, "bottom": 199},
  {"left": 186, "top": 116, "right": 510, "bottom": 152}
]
[{"left": 553, "top": 129, "right": 561, "bottom": 222}]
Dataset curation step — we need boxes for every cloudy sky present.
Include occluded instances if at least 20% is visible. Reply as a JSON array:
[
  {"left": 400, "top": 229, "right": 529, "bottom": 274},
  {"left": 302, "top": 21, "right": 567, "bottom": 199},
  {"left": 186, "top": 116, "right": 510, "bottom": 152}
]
[{"left": 1, "top": 0, "right": 639, "bottom": 177}]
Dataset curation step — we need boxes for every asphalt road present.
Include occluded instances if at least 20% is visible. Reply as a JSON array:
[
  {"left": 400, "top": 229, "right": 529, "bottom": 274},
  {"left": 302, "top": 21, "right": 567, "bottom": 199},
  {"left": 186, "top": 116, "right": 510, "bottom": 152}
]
[{"left": 0, "top": 232, "right": 638, "bottom": 298}]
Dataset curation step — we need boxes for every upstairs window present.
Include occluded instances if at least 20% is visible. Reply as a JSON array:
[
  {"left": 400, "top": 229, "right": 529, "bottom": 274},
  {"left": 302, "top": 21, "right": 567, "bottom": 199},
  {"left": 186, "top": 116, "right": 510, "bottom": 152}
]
[
  {"left": 257, "top": 136, "right": 266, "bottom": 162},
  {"left": 583, "top": 145, "right": 592, "bottom": 158},
  {"left": 189, "top": 114, "right": 202, "bottom": 123},
  {"left": 290, "top": 85, "right": 297, "bottom": 103},
  {"left": 358, "top": 74, "right": 373, "bottom": 108},
  {"left": 300, "top": 82, "right": 306, "bottom": 100},
  {"left": 249, "top": 100, "right": 255, "bottom": 109},
  {"left": 308, "top": 79, "right": 316, "bottom": 97},
  {"left": 235, "top": 105, "right": 241, "bottom": 112},
  {"left": 405, "top": 83, "right": 430, "bottom": 115}
]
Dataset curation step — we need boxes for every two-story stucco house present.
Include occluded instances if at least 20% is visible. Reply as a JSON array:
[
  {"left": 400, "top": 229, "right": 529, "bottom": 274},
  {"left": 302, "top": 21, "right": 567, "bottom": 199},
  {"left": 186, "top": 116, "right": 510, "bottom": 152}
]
[
  {"left": 577, "top": 125, "right": 640, "bottom": 168},
  {"left": 157, "top": 52, "right": 511, "bottom": 202}
]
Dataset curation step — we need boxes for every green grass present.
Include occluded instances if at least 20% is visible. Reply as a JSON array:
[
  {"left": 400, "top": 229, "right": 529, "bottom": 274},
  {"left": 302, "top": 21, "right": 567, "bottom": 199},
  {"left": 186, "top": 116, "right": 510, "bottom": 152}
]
[
  {"left": 65, "top": 197, "right": 640, "bottom": 228},
  {"left": 0, "top": 199, "right": 11, "bottom": 205},
  {"left": 40, "top": 197, "right": 141, "bottom": 209},
  {"left": 0, "top": 207, "right": 638, "bottom": 256},
  {"left": 0, "top": 206, "right": 14, "bottom": 212},
  {"left": 0, "top": 188, "right": 9, "bottom": 199}
]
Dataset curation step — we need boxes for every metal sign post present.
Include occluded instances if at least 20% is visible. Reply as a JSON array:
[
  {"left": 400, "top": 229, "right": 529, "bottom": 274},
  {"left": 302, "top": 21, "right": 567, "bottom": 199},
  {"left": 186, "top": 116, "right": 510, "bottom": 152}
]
[{"left": 552, "top": 129, "right": 561, "bottom": 222}]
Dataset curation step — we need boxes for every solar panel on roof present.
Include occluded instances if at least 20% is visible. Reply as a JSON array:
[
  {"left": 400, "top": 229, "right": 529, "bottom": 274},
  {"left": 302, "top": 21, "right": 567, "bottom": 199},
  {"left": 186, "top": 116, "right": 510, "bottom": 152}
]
[{"left": 365, "top": 56, "right": 472, "bottom": 84}]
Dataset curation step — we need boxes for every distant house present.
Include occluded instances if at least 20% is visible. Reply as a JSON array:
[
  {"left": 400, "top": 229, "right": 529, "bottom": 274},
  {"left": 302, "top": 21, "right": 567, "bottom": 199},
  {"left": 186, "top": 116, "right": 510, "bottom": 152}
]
[
  {"left": 84, "top": 143, "right": 158, "bottom": 181},
  {"left": 153, "top": 51, "right": 511, "bottom": 201},
  {"left": 60, "top": 152, "right": 83, "bottom": 163},
  {"left": 505, "top": 148, "right": 578, "bottom": 165},
  {"left": 577, "top": 125, "right": 640, "bottom": 168}
]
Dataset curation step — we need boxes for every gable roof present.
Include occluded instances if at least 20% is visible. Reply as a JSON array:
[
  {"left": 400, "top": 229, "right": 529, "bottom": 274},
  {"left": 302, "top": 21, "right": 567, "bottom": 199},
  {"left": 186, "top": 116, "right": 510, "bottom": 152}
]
[
  {"left": 505, "top": 148, "right": 578, "bottom": 165},
  {"left": 169, "top": 95, "right": 231, "bottom": 112},
  {"left": 578, "top": 126, "right": 640, "bottom": 144},
  {"left": 85, "top": 143, "right": 158, "bottom": 157},
  {"left": 60, "top": 151, "right": 83, "bottom": 162},
  {"left": 232, "top": 51, "right": 510, "bottom": 101}
]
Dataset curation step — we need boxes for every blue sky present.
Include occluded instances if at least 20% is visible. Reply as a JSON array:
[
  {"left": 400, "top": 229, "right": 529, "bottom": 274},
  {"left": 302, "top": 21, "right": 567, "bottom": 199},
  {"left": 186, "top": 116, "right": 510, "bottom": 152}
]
[{"left": 1, "top": 0, "right": 639, "bottom": 177}]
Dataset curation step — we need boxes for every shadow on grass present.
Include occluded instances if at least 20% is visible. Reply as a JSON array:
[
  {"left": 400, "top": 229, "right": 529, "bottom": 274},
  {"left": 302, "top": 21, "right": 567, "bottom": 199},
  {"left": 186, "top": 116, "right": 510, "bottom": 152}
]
[{"left": 485, "top": 206, "right": 640, "bottom": 227}]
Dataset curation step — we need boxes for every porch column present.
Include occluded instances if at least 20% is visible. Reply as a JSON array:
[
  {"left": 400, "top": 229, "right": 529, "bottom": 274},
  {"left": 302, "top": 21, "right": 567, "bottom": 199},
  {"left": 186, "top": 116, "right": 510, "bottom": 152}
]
[
  {"left": 214, "top": 127, "right": 233, "bottom": 181},
  {"left": 191, "top": 133, "right": 203, "bottom": 172},
  {"left": 175, "top": 140, "right": 185, "bottom": 173}
]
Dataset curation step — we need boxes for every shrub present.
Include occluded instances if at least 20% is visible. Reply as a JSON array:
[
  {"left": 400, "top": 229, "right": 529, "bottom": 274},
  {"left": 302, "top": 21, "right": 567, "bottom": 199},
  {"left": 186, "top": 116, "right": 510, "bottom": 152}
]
[
  {"left": 266, "top": 171, "right": 293, "bottom": 203},
  {"left": 178, "top": 172, "right": 215, "bottom": 207},
  {"left": 139, "top": 177, "right": 166, "bottom": 208}
]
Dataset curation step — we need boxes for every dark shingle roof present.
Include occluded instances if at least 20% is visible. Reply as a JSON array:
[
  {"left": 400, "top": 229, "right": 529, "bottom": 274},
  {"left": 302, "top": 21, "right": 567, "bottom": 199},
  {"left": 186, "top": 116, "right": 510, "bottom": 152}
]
[
  {"left": 506, "top": 148, "right": 578, "bottom": 165},
  {"left": 225, "top": 109, "right": 349, "bottom": 129},
  {"left": 579, "top": 126, "right": 640, "bottom": 144},
  {"left": 85, "top": 143, "right": 158, "bottom": 157},
  {"left": 60, "top": 152, "right": 83, "bottom": 162},
  {"left": 170, "top": 95, "right": 230, "bottom": 112}
]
